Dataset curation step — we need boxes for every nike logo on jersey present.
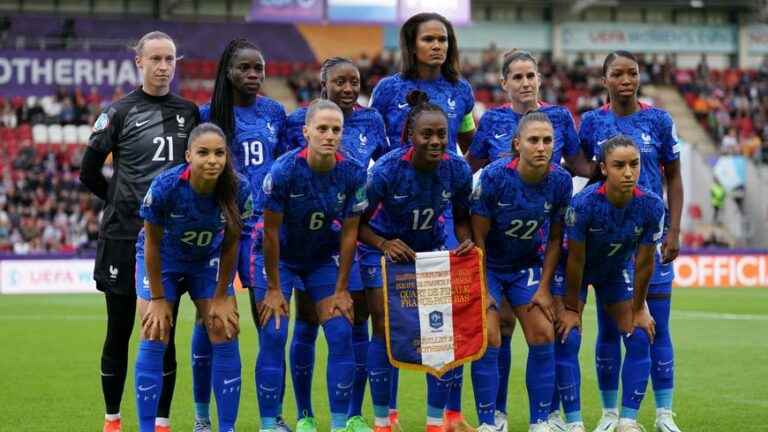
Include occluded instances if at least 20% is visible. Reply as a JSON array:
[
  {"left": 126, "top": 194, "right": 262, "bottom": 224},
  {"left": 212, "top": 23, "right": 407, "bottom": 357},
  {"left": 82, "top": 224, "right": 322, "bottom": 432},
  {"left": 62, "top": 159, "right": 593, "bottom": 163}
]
[
  {"left": 597, "top": 139, "right": 607, "bottom": 147},
  {"left": 589, "top": 227, "right": 603, "bottom": 232},
  {"left": 494, "top": 132, "right": 508, "bottom": 139},
  {"left": 394, "top": 194, "right": 408, "bottom": 200},
  {"left": 398, "top": 102, "right": 409, "bottom": 109},
  {"left": 135, "top": 120, "right": 150, "bottom": 127},
  {"left": 290, "top": 193, "right": 305, "bottom": 198},
  {"left": 223, "top": 377, "right": 241, "bottom": 385},
  {"left": 170, "top": 212, "right": 184, "bottom": 218},
  {"left": 138, "top": 384, "right": 157, "bottom": 392},
  {"left": 660, "top": 271, "right": 671, "bottom": 276},
  {"left": 497, "top": 202, "right": 512, "bottom": 207}
]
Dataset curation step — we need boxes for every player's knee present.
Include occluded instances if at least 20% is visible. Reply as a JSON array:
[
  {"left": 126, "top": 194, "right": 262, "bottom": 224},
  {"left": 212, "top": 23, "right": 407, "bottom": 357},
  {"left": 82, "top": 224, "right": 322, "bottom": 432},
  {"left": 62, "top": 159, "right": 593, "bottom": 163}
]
[
  {"left": 323, "top": 316, "right": 353, "bottom": 357},
  {"left": 370, "top": 312, "right": 386, "bottom": 338},
  {"left": 623, "top": 328, "right": 650, "bottom": 357},
  {"left": 352, "top": 294, "right": 370, "bottom": 325},
  {"left": 559, "top": 328, "right": 582, "bottom": 357},
  {"left": 487, "top": 322, "right": 501, "bottom": 348},
  {"left": 526, "top": 322, "right": 555, "bottom": 345},
  {"left": 260, "top": 318, "right": 288, "bottom": 348}
]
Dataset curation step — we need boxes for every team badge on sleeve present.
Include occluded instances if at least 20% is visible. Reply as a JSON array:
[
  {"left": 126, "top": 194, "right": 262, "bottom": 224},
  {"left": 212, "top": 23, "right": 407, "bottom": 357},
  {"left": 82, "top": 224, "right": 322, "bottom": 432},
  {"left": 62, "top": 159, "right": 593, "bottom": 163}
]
[
  {"left": 565, "top": 206, "right": 576, "bottom": 227},
  {"left": 262, "top": 173, "right": 273, "bottom": 195},
  {"left": 353, "top": 186, "right": 368, "bottom": 213},
  {"left": 93, "top": 113, "right": 109, "bottom": 132},
  {"left": 142, "top": 189, "right": 153, "bottom": 208}
]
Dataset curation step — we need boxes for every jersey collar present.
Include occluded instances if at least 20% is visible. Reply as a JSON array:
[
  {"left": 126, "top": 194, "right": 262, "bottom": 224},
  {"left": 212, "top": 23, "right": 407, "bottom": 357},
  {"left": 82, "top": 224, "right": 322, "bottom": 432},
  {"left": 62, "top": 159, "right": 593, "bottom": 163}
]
[
  {"left": 297, "top": 147, "right": 345, "bottom": 162},
  {"left": 601, "top": 102, "right": 652, "bottom": 112},
  {"left": 179, "top": 165, "right": 192, "bottom": 181},
  {"left": 597, "top": 182, "right": 644, "bottom": 197},
  {"left": 401, "top": 147, "right": 450, "bottom": 162}
]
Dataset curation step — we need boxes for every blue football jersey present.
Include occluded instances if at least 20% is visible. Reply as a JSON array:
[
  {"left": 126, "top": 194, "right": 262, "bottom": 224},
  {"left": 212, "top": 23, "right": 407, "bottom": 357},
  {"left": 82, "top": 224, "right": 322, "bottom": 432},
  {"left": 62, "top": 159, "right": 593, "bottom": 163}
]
[
  {"left": 137, "top": 164, "right": 254, "bottom": 262},
  {"left": 260, "top": 148, "right": 368, "bottom": 267},
  {"left": 199, "top": 96, "right": 287, "bottom": 200},
  {"left": 578, "top": 104, "right": 680, "bottom": 199},
  {"left": 364, "top": 147, "right": 472, "bottom": 252},
  {"left": 370, "top": 73, "right": 474, "bottom": 154},
  {"left": 565, "top": 182, "right": 665, "bottom": 284},
  {"left": 285, "top": 105, "right": 389, "bottom": 167},
  {"left": 469, "top": 103, "right": 579, "bottom": 164},
  {"left": 471, "top": 158, "right": 573, "bottom": 272}
]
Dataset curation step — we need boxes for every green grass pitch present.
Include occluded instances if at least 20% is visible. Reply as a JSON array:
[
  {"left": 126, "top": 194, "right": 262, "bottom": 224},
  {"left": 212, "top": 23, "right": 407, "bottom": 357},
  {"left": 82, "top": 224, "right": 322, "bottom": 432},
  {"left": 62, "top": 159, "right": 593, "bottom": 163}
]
[{"left": 1, "top": 288, "right": 766, "bottom": 431}]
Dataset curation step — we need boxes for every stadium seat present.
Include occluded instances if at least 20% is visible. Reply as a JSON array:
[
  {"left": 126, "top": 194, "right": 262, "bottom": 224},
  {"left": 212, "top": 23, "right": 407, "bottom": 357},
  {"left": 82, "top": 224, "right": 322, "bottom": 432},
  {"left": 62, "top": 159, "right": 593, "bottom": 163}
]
[
  {"left": 32, "top": 124, "right": 48, "bottom": 144},
  {"left": 63, "top": 125, "right": 78, "bottom": 145},
  {"left": 77, "top": 125, "right": 91, "bottom": 144},
  {"left": 48, "top": 124, "right": 64, "bottom": 145}
]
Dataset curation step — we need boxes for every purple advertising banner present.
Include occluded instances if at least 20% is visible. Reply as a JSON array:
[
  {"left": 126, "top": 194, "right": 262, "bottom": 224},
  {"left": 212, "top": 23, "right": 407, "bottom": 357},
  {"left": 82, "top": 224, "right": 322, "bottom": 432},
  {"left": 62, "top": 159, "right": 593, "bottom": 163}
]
[
  {"left": 248, "top": 0, "right": 326, "bottom": 23},
  {"left": 0, "top": 50, "right": 140, "bottom": 98},
  {"left": 398, "top": 0, "right": 471, "bottom": 25}
]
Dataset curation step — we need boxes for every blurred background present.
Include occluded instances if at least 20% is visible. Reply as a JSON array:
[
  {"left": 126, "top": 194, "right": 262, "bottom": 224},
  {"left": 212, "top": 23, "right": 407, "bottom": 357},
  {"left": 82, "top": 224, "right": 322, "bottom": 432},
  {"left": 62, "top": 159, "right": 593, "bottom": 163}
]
[{"left": 1, "top": 0, "right": 767, "bottom": 291}]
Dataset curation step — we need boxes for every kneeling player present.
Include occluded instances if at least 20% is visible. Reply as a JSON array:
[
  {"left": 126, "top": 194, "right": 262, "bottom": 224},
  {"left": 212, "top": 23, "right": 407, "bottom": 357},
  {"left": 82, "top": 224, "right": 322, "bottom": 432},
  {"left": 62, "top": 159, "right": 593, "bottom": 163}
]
[
  {"left": 558, "top": 136, "right": 664, "bottom": 432},
  {"left": 470, "top": 112, "right": 572, "bottom": 432},
  {"left": 134, "top": 123, "right": 252, "bottom": 432}
]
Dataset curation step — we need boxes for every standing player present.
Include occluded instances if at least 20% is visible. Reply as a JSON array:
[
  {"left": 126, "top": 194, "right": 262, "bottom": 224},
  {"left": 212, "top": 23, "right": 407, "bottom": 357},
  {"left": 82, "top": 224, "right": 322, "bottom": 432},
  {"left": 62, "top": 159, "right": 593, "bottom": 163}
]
[
  {"left": 134, "top": 123, "right": 251, "bottom": 432},
  {"left": 466, "top": 50, "right": 594, "bottom": 432},
  {"left": 558, "top": 135, "right": 665, "bottom": 432},
  {"left": 257, "top": 99, "right": 368, "bottom": 432},
  {"left": 358, "top": 91, "right": 474, "bottom": 432},
  {"left": 197, "top": 38, "right": 288, "bottom": 432},
  {"left": 284, "top": 58, "right": 389, "bottom": 432},
  {"left": 470, "top": 112, "right": 572, "bottom": 432},
  {"left": 79, "top": 31, "right": 199, "bottom": 432},
  {"left": 579, "top": 51, "right": 683, "bottom": 432},
  {"left": 370, "top": 14, "right": 475, "bottom": 426}
]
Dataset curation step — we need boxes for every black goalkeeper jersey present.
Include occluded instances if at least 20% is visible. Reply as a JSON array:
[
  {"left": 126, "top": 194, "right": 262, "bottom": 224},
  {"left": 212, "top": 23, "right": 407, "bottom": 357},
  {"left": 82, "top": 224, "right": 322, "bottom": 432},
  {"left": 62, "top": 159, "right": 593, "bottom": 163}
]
[{"left": 88, "top": 87, "right": 199, "bottom": 240}]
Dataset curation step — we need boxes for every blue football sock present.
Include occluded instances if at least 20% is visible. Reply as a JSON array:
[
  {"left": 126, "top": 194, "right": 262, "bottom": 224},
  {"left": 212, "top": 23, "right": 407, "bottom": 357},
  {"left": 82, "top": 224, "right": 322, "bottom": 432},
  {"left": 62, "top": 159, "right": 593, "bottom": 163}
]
[
  {"left": 212, "top": 340, "right": 241, "bottom": 432},
  {"left": 427, "top": 369, "right": 455, "bottom": 423},
  {"left": 256, "top": 316, "right": 288, "bottom": 424},
  {"left": 389, "top": 365, "right": 399, "bottom": 410},
  {"left": 526, "top": 343, "right": 556, "bottom": 425},
  {"left": 471, "top": 346, "right": 499, "bottom": 425},
  {"left": 556, "top": 328, "right": 582, "bottom": 422},
  {"left": 446, "top": 365, "right": 463, "bottom": 412},
  {"left": 324, "top": 316, "right": 354, "bottom": 429},
  {"left": 368, "top": 336, "right": 391, "bottom": 420},
  {"left": 135, "top": 340, "right": 166, "bottom": 432},
  {"left": 191, "top": 323, "right": 212, "bottom": 419},
  {"left": 596, "top": 306, "right": 621, "bottom": 409},
  {"left": 349, "top": 322, "right": 369, "bottom": 417},
  {"left": 290, "top": 319, "right": 318, "bottom": 418},
  {"left": 621, "top": 328, "right": 651, "bottom": 417},
  {"left": 649, "top": 298, "right": 675, "bottom": 409},
  {"left": 496, "top": 335, "right": 512, "bottom": 414}
]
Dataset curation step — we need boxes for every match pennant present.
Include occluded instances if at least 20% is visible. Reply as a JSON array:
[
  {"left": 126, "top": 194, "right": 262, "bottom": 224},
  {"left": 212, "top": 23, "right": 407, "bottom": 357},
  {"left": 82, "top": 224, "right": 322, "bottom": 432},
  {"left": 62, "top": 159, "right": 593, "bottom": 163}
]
[{"left": 382, "top": 248, "right": 488, "bottom": 377}]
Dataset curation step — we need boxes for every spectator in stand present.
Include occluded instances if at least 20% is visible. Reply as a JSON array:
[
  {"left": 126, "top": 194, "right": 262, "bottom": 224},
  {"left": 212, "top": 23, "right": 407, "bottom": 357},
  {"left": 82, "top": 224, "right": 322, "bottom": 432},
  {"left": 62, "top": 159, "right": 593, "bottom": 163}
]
[{"left": 721, "top": 127, "right": 739, "bottom": 152}]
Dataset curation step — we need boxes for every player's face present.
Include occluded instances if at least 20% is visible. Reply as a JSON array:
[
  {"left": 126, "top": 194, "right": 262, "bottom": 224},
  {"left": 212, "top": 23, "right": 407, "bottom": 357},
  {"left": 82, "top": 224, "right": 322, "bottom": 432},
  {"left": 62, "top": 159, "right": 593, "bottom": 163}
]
[
  {"left": 502, "top": 60, "right": 540, "bottom": 106},
  {"left": 325, "top": 63, "right": 361, "bottom": 111},
  {"left": 601, "top": 145, "right": 641, "bottom": 194},
  {"left": 411, "top": 111, "right": 448, "bottom": 164},
  {"left": 514, "top": 121, "right": 553, "bottom": 168},
  {"left": 414, "top": 20, "right": 448, "bottom": 68},
  {"left": 304, "top": 109, "right": 343, "bottom": 157},
  {"left": 229, "top": 48, "right": 265, "bottom": 96},
  {"left": 136, "top": 38, "right": 176, "bottom": 93},
  {"left": 186, "top": 133, "right": 227, "bottom": 182},
  {"left": 603, "top": 56, "right": 639, "bottom": 101}
]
